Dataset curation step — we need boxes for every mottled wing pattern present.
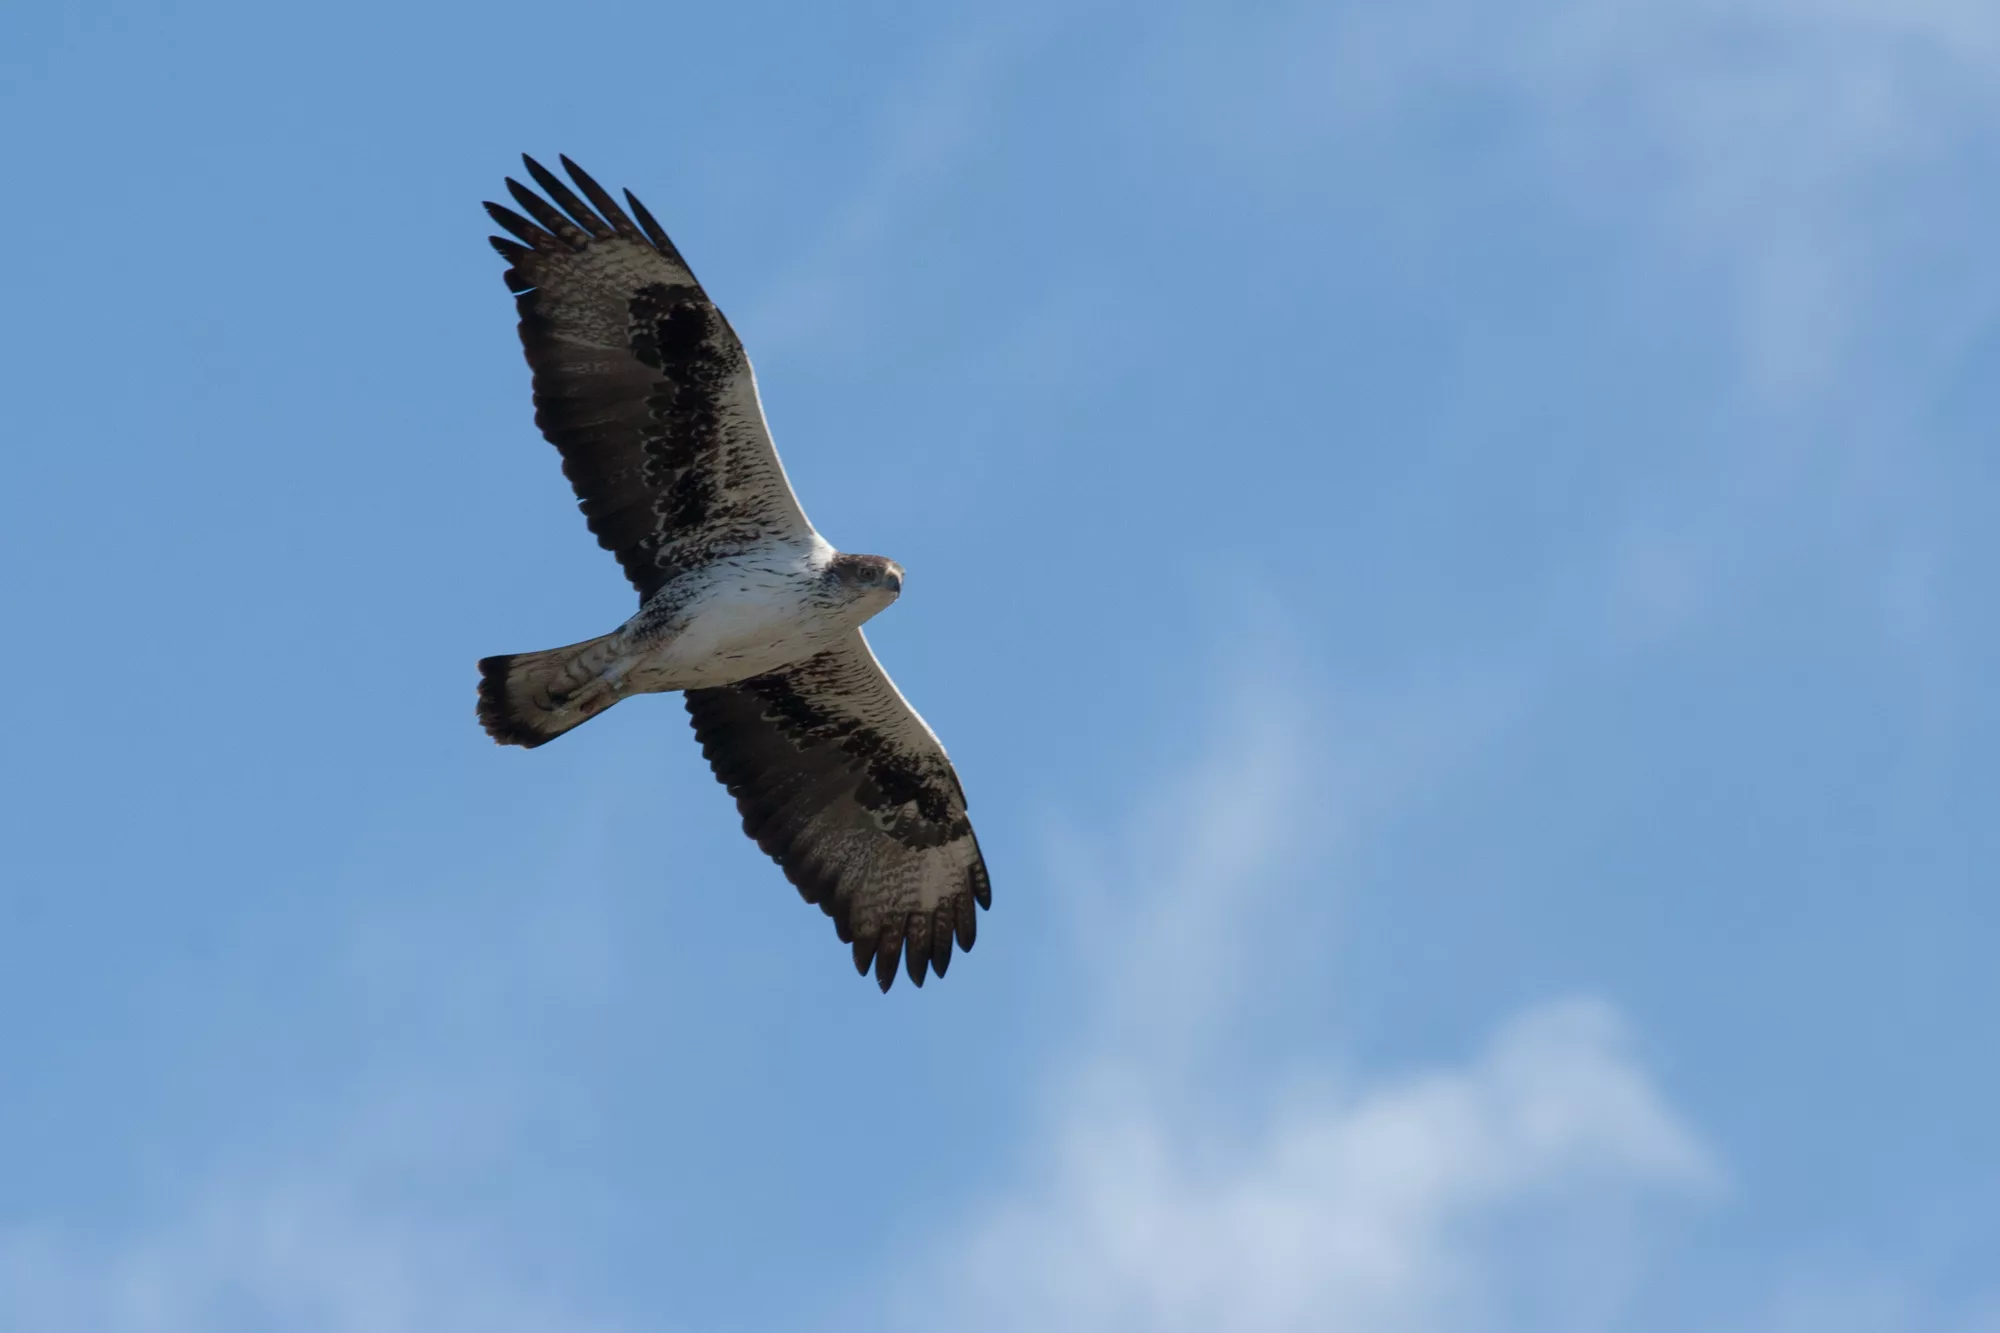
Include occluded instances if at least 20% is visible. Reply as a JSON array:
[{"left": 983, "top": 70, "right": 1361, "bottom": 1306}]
[
  {"left": 487, "top": 155, "right": 814, "bottom": 600},
  {"left": 685, "top": 631, "right": 990, "bottom": 991}
]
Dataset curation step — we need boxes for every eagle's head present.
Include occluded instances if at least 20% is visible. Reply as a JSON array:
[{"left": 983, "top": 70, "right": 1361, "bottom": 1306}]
[{"left": 827, "top": 552, "right": 905, "bottom": 621}]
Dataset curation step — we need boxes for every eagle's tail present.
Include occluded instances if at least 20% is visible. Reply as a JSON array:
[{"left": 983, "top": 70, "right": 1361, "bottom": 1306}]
[{"left": 477, "top": 634, "right": 627, "bottom": 748}]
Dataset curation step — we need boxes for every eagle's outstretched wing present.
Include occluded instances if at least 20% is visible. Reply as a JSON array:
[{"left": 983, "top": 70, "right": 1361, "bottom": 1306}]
[
  {"left": 487, "top": 155, "right": 814, "bottom": 600},
  {"left": 685, "top": 632, "right": 990, "bottom": 991}
]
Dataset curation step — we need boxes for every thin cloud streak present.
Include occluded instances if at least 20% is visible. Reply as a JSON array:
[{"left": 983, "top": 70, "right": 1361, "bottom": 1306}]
[
  {"left": 952, "top": 1001, "right": 1715, "bottom": 1333},
  {"left": 1140, "top": 0, "right": 2000, "bottom": 403},
  {"left": 1144, "top": 0, "right": 1998, "bottom": 704},
  {"left": 913, "top": 656, "right": 1718, "bottom": 1333}
]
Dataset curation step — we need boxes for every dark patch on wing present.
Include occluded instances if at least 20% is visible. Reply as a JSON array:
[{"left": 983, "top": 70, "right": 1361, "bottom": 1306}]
[
  {"left": 625, "top": 284, "right": 729, "bottom": 540},
  {"left": 486, "top": 155, "right": 811, "bottom": 600},
  {"left": 685, "top": 633, "right": 990, "bottom": 992}
]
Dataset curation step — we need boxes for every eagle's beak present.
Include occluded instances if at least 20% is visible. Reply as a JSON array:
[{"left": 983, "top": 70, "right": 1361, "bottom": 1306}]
[{"left": 885, "top": 568, "right": 903, "bottom": 594}]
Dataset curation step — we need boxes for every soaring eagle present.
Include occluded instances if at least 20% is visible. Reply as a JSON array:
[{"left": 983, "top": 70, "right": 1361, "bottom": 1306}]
[{"left": 476, "top": 155, "right": 989, "bottom": 991}]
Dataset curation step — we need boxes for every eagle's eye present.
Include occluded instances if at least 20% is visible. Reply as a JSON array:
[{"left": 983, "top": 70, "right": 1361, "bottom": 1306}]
[{"left": 857, "top": 565, "right": 878, "bottom": 585}]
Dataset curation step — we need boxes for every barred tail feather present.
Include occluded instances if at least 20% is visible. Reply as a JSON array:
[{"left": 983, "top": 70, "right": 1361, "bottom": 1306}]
[{"left": 476, "top": 634, "right": 626, "bottom": 748}]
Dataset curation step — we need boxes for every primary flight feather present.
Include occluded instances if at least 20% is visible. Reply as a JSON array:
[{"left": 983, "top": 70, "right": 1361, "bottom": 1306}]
[{"left": 476, "top": 155, "right": 989, "bottom": 991}]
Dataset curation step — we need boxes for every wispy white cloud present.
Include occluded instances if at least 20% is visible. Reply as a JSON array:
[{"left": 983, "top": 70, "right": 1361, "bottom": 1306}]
[
  {"left": 913, "top": 657, "right": 1717, "bottom": 1333},
  {"left": 1147, "top": 0, "right": 2000, "bottom": 401},
  {"left": 1187, "top": 0, "right": 1995, "bottom": 699},
  {"left": 948, "top": 1000, "right": 1715, "bottom": 1333}
]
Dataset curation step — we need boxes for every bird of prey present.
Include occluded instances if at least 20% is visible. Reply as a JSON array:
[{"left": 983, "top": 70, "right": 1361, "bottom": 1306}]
[{"left": 475, "top": 155, "right": 989, "bottom": 991}]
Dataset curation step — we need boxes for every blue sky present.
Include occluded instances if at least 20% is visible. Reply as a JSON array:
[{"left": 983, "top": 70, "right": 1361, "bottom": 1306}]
[{"left": 2, "top": 1, "right": 1995, "bottom": 1329}]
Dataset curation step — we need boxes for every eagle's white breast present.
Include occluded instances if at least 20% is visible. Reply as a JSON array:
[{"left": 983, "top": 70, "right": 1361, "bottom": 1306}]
[{"left": 629, "top": 537, "right": 848, "bottom": 689}]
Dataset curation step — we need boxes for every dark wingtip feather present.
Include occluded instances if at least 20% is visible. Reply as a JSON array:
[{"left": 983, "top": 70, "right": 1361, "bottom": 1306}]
[
  {"left": 504, "top": 177, "right": 589, "bottom": 249},
  {"left": 521, "top": 154, "right": 613, "bottom": 239},
  {"left": 851, "top": 937, "right": 872, "bottom": 977},
  {"left": 874, "top": 935, "right": 902, "bottom": 992},
  {"left": 560, "top": 155, "right": 639, "bottom": 236},
  {"left": 624, "top": 188, "right": 685, "bottom": 265},
  {"left": 931, "top": 901, "right": 956, "bottom": 975},
  {"left": 905, "top": 913, "right": 931, "bottom": 987},
  {"left": 489, "top": 236, "right": 536, "bottom": 293},
  {"left": 955, "top": 892, "right": 978, "bottom": 951},
  {"left": 484, "top": 200, "right": 556, "bottom": 250}
]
